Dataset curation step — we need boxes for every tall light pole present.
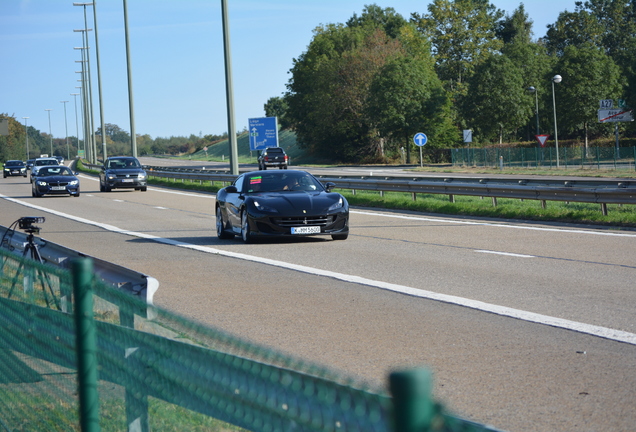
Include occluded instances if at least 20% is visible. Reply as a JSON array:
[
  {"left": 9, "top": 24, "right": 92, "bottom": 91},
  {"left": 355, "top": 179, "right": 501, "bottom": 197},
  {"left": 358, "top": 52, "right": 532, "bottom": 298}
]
[
  {"left": 551, "top": 74, "right": 562, "bottom": 167},
  {"left": 75, "top": 2, "right": 106, "bottom": 161},
  {"left": 22, "top": 117, "right": 30, "bottom": 160},
  {"left": 61, "top": 101, "right": 70, "bottom": 160},
  {"left": 123, "top": 0, "right": 137, "bottom": 157},
  {"left": 45, "top": 109, "right": 53, "bottom": 156},
  {"left": 71, "top": 92, "right": 81, "bottom": 157}
]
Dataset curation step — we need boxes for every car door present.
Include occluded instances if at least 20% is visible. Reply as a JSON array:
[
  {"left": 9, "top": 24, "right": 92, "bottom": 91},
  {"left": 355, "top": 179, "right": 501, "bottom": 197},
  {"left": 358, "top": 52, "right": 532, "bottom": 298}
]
[{"left": 225, "top": 175, "right": 245, "bottom": 231}]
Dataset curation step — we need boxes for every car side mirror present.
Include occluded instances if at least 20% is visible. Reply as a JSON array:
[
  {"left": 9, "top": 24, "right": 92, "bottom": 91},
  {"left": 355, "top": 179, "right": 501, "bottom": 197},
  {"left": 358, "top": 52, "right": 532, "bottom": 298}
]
[
  {"left": 324, "top": 182, "right": 336, "bottom": 192},
  {"left": 225, "top": 185, "right": 238, "bottom": 193}
]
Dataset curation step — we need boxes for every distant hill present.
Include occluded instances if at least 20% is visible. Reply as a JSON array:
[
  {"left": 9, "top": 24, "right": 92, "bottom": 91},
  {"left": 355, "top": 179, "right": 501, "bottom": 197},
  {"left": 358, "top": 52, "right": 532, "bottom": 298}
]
[{"left": 189, "top": 129, "right": 321, "bottom": 165}]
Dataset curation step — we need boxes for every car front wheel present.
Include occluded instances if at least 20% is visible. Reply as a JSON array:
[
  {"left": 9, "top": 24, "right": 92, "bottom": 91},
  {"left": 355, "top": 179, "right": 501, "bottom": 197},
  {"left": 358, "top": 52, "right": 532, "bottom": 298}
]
[
  {"left": 241, "top": 211, "right": 255, "bottom": 243},
  {"left": 216, "top": 207, "right": 234, "bottom": 239}
]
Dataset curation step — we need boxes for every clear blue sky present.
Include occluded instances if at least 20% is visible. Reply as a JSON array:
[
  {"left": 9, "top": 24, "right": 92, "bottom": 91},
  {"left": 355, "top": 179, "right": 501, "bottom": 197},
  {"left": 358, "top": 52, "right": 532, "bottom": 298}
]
[{"left": 1, "top": 0, "right": 576, "bottom": 140}]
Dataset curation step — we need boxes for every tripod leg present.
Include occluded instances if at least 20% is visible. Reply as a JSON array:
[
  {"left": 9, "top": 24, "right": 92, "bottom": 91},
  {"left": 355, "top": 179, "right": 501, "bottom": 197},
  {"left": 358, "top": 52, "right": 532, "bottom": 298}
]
[{"left": 30, "top": 244, "right": 61, "bottom": 310}]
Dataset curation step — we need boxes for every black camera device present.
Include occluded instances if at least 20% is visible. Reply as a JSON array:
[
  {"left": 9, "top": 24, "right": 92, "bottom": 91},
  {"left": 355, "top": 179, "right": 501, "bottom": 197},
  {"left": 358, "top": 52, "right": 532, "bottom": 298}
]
[{"left": 18, "top": 216, "right": 45, "bottom": 233}]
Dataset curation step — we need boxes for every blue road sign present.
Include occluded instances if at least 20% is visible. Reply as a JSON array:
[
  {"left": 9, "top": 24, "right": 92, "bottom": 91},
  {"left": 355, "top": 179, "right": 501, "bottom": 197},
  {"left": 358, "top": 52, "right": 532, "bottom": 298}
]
[
  {"left": 249, "top": 117, "right": 279, "bottom": 151},
  {"left": 413, "top": 132, "right": 427, "bottom": 147}
]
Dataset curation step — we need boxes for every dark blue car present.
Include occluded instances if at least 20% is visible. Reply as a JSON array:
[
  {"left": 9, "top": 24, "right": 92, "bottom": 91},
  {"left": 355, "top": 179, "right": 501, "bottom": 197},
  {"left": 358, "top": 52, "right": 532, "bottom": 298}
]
[{"left": 31, "top": 166, "right": 80, "bottom": 197}]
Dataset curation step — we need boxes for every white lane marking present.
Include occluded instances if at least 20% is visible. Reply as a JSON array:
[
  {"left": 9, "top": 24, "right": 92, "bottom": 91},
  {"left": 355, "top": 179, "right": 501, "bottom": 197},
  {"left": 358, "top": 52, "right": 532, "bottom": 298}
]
[
  {"left": 475, "top": 250, "right": 535, "bottom": 258},
  {"left": 78, "top": 174, "right": 216, "bottom": 199},
  {"left": 155, "top": 207, "right": 167, "bottom": 210},
  {"left": 351, "top": 210, "right": 636, "bottom": 238},
  {"left": 2, "top": 193, "right": 635, "bottom": 346}
]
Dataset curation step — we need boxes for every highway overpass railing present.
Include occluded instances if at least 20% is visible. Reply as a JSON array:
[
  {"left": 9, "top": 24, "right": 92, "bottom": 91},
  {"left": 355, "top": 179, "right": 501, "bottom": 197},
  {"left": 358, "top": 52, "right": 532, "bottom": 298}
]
[
  {"left": 0, "top": 246, "right": 502, "bottom": 431},
  {"left": 140, "top": 165, "right": 636, "bottom": 215}
]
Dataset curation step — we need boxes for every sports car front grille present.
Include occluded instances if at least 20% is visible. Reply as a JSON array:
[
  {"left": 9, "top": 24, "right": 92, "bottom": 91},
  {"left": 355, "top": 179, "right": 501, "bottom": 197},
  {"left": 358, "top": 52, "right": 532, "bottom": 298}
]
[
  {"left": 47, "top": 181, "right": 69, "bottom": 186},
  {"left": 273, "top": 215, "right": 332, "bottom": 227}
]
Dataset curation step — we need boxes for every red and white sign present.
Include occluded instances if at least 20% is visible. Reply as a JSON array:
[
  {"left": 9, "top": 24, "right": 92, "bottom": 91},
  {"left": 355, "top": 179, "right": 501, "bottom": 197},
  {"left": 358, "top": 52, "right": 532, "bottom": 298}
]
[{"left": 535, "top": 134, "right": 550, "bottom": 147}]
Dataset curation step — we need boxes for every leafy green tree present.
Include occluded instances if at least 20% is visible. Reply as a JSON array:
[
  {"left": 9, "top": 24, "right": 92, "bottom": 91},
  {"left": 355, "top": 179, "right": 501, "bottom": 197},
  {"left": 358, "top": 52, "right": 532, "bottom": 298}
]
[
  {"left": 367, "top": 56, "right": 454, "bottom": 163},
  {"left": 553, "top": 44, "right": 625, "bottom": 148},
  {"left": 0, "top": 114, "right": 26, "bottom": 161},
  {"left": 544, "top": 0, "right": 636, "bottom": 130},
  {"left": 286, "top": 23, "right": 404, "bottom": 161},
  {"left": 346, "top": 4, "right": 407, "bottom": 38},
  {"left": 461, "top": 53, "right": 533, "bottom": 143},
  {"left": 498, "top": 5, "right": 554, "bottom": 140},
  {"left": 411, "top": 0, "right": 504, "bottom": 95},
  {"left": 263, "top": 96, "right": 291, "bottom": 130}
]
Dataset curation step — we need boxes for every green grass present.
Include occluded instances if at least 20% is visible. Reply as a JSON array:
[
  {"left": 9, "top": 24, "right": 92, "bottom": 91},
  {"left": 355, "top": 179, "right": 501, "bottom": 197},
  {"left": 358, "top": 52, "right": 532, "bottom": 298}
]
[
  {"left": 0, "top": 392, "right": 246, "bottom": 431},
  {"left": 342, "top": 189, "right": 636, "bottom": 227}
]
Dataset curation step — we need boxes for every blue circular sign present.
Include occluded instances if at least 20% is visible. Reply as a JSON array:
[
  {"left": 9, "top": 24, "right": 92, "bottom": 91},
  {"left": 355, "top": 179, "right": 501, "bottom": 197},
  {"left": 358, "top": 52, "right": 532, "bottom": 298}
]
[{"left": 413, "top": 132, "right": 427, "bottom": 147}]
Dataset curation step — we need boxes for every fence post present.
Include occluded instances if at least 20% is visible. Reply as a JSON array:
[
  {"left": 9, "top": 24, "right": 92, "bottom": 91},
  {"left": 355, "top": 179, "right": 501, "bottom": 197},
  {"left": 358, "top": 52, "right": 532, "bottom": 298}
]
[
  {"left": 390, "top": 369, "right": 435, "bottom": 432},
  {"left": 73, "top": 258, "right": 100, "bottom": 432}
]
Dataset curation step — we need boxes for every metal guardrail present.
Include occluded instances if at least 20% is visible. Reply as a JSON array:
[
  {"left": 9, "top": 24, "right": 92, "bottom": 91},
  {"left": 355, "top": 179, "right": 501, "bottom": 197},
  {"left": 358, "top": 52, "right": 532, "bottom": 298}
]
[
  {"left": 140, "top": 165, "right": 636, "bottom": 214},
  {"left": 0, "top": 225, "right": 158, "bottom": 318}
]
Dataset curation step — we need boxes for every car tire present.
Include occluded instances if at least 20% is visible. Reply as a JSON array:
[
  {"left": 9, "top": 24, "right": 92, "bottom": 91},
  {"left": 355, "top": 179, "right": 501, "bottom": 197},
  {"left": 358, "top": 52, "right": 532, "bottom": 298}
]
[
  {"left": 216, "top": 207, "right": 234, "bottom": 239},
  {"left": 32, "top": 189, "right": 41, "bottom": 198},
  {"left": 140, "top": 186, "right": 147, "bottom": 192},
  {"left": 283, "top": 166, "right": 287, "bottom": 169},
  {"left": 73, "top": 191, "right": 80, "bottom": 197},
  {"left": 331, "top": 233, "right": 348, "bottom": 241},
  {"left": 241, "top": 211, "right": 255, "bottom": 244}
]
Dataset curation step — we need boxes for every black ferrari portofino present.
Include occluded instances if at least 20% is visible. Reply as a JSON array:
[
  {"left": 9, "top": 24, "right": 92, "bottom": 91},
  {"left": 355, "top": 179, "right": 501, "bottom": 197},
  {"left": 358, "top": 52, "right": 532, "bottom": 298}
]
[{"left": 216, "top": 170, "right": 349, "bottom": 243}]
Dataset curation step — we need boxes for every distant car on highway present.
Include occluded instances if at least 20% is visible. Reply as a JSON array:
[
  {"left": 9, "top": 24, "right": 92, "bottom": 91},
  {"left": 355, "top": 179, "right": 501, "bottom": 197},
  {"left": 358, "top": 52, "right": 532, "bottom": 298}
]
[
  {"left": 216, "top": 169, "right": 349, "bottom": 243},
  {"left": 99, "top": 156, "right": 148, "bottom": 192},
  {"left": 3, "top": 160, "right": 27, "bottom": 178},
  {"left": 54, "top": 156, "right": 65, "bottom": 165},
  {"left": 30, "top": 157, "right": 60, "bottom": 182},
  {"left": 26, "top": 159, "right": 35, "bottom": 170},
  {"left": 31, "top": 165, "right": 80, "bottom": 197},
  {"left": 258, "top": 147, "right": 289, "bottom": 170}
]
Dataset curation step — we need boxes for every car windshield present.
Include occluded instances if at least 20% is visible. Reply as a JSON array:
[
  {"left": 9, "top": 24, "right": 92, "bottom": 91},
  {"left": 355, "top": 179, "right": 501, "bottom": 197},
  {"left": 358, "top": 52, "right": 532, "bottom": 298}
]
[
  {"left": 35, "top": 159, "right": 58, "bottom": 166},
  {"left": 108, "top": 158, "right": 139, "bottom": 169},
  {"left": 243, "top": 172, "right": 322, "bottom": 193},
  {"left": 38, "top": 167, "right": 73, "bottom": 177},
  {"left": 6, "top": 161, "right": 23, "bottom": 166}
]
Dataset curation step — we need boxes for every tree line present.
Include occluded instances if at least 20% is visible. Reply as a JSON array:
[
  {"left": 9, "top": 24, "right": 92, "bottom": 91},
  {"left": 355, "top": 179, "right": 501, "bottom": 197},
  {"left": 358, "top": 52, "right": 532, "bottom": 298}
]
[
  {"left": 265, "top": 1, "right": 636, "bottom": 163},
  {"left": 0, "top": 115, "right": 228, "bottom": 163}
]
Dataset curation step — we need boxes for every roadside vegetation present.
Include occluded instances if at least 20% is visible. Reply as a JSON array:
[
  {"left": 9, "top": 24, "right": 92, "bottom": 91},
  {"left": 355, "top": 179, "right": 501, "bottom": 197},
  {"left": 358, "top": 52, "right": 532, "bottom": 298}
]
[{"left": 76, "top": 159, "right": 636, "bottom": 228}]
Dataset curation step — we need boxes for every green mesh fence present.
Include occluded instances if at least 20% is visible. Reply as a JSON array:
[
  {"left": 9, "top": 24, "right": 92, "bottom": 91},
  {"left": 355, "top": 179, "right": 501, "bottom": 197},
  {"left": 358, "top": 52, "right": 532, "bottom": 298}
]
[
  {"left": 0, "top": 245, "right": 499, "bottom": 432},
  {"left": 452, "top": 146, "right": 636, "bottom": 170}
]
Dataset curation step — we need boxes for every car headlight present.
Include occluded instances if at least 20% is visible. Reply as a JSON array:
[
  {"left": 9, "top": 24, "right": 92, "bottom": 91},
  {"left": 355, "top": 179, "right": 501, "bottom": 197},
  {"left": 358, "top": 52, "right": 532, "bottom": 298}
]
[
  {"left": 107, "top": 174, "right": 116, "bottom": 180},
  {"left": 253, "top": 200, "right": 278, "bottom": 213},
  {"left": 69, "top": 180, "right": 79, "bottom": 186},
  {"left": 138, "top": 173, "right": 146, "bottom": 179},
  {"left": 37, "top": 181, "right": 47, "bottom": 186},
  {"left": 328, "top": 197, "right": 344, "bottom": 211}
]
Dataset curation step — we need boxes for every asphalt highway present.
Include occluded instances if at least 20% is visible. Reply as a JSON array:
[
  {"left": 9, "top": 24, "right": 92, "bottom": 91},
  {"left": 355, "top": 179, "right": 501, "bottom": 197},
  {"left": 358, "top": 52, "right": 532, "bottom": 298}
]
[{"left": 1, "top": 166, "right": 635, "bottom": 432}]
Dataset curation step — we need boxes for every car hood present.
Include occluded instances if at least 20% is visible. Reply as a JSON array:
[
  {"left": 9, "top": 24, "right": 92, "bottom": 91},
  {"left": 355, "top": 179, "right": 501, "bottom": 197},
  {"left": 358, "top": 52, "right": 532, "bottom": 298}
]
[
  {"left": 106, "top": 168, "right": 145, "bottom": 175},
  {"left": 249, "top": 191, "right": 344, "bottom": 214},
  {"left": 35, "top": 175, "right": 78, "bottom": 183}
]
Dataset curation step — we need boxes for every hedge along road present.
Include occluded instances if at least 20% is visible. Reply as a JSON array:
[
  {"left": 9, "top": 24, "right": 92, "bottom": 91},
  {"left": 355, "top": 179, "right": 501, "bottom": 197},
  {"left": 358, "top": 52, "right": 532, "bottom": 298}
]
[{"left": 1, "top": 174, "right": 635, "bottom": 432}]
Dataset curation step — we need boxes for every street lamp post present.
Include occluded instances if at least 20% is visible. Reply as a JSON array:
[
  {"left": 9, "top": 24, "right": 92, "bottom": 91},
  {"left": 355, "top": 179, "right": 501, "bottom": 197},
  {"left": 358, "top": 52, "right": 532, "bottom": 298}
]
[
  {"left": 551, "top": 74, "right": 562, "bottom": 167},
  {"left": 71, "top": 93, "right": 81, "bottom": 157},
  {"left": 22, "top": 117, "right": 29, "bottom": 160},
  {"left": 61, "top": 101, "right": 70, "bottom": 160},
  {"left": 527, "top": 86, "right": 539, "bottom": 137},
  {"left": 45, "top": 109, "right": 53, "bottom": 156}
]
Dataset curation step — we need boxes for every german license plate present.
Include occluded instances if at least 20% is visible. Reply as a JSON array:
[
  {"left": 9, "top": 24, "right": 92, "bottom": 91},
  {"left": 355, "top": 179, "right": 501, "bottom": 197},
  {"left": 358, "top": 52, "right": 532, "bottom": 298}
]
[
  {"left": 122, "top": 179, "right": 133, "bottom": 183},
  {"left": 291, "top": 226, "right": 320, "bottom": 235},
  {"left": 51, "top": 186, "right": 66, "bottom": 190}
]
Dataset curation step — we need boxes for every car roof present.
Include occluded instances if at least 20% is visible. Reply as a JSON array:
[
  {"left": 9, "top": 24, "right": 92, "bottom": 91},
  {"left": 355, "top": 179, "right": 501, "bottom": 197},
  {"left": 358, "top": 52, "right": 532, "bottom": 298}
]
[{"left": 6, "top": 160, "right": 24, "bottom": 163}]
